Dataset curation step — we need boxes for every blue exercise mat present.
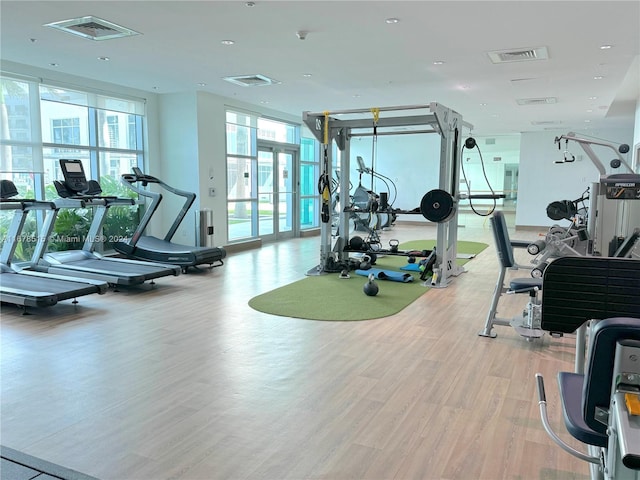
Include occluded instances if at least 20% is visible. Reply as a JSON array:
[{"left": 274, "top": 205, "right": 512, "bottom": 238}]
[
  {"left": 400, "top": 263, "right": 421, "bottom": 272},
  {"left": 355, "top": 268, "right": 414, "bottom": 283}
]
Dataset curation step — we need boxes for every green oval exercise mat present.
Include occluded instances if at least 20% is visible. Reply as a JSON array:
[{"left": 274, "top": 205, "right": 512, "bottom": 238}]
[{"left": 248, "top": 240, "right": 488, "bottom": 321}]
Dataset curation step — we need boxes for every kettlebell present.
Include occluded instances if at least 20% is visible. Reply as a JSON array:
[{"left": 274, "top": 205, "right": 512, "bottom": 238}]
[{"left": 363, "top": 273, "right": 379, "bottom": 296}]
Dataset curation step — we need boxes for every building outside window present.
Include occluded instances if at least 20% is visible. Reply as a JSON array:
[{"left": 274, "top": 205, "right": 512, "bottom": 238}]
[{"left": 51, "top": 118, "right": 80, "bottom": 146}]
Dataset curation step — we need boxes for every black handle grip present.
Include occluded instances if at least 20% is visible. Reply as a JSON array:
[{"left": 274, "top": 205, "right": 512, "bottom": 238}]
[
  {"left": 468, "top": 194, "right": 506, "bottom": 199},
  {"left": 535, "top": 373, "right": 546, "bottom": 402}
]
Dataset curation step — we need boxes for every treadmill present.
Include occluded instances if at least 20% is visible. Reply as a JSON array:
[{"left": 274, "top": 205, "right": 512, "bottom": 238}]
[
  {"left": 32, "top": 159, "right": 181, "bottom": 286},
  {"left": 114, "top": 167, "right": 226, "bottom": 272},
  {"left": 0, "top": 179, "right": 108, "bottom": 309}
]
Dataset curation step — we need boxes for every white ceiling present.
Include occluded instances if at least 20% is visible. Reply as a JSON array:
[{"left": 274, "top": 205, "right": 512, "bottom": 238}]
[{"left": 1, "top": 1, "right": 639, "bottom": 136}]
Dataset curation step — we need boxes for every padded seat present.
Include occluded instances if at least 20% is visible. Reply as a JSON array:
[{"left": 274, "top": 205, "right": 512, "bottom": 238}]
[{"left": 557, "top": 372, "right": 608, "bottom": 447}]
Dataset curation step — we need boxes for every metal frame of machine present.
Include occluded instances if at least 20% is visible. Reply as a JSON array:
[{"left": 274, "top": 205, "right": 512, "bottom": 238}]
[
  {"left": 553, "top": 132, "right": 640, "bottom": 259},
  {"left": 303, "top": 102, "right": 472, "bottom": 288}
]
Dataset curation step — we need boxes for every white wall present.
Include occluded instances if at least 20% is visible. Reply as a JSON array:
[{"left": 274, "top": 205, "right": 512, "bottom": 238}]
[
  {"left": 194, "top": 92, "right": 227, "bottom": 245},
  {"left": 349, "top": 133, "right": 441, "bottom": 212},
  {"left": 348, "top": 132, "right": 521, "bottom": 221},
  {"left": 626, "top": 99, "right": 640, "bottom": 232},
  {"left": 154, "top": 92, "right": 199, "bottom": 243}
]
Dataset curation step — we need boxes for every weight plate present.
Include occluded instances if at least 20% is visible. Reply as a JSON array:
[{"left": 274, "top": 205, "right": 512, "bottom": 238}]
[{"left": 420, "top": 189, "right": 456, "bottom": 222}]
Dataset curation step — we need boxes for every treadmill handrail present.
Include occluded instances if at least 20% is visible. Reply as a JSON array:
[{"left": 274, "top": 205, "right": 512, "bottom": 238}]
[
  {"left": 119, "top": 176, "right": 162, "bottom": 247},
  {"left": 0, "top": 198, "right": 57, "bottom": 210},
  {"left": 55, "top": 196, "right": 134, "bottom": 208},
  {"left": 73, "top": 195, "right": 134, "bottom": 206},
  {"left": 121, "top": 168, "right": 196, "bottom": 243},
  {"left": 1, "top": 195, "right": 59, "bottom": 266}
]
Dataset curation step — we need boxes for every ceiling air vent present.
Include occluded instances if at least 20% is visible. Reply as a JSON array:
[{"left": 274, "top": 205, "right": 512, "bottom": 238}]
[
  {"left": 44, "top": 16, "right": 140, "bottom": 41},
  {"left": 223, "top": 74, "right": 280, "bottom": 87},
  {"left": 488, "top": 46, "right": 549, "bottom": 64},
  {"left": 517, "top": 97, "right": 557, "bottom": 106}
]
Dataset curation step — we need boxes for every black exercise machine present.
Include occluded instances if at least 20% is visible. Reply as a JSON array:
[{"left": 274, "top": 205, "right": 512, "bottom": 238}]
[
  {"left": 32, "top": 159, "right": 181, "bottom": 285},
  {"left": 115, "top": 167, "right": 226, "bottom": 272},
  {"left": 534, "top": 256, "right": 640, "bottom": 480},
  {"left": 0, "top": 179, "right": 108, "bottom": 310}
]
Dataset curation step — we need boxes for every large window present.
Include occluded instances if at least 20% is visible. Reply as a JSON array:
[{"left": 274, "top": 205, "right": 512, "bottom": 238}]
[
  {"left": 300, "top": 137, "right": 319, "bottom": 230},
  {"left": 1, "top": 75, "right": 146, "bottom": 256},
  {"left": 226, "top": 112, "right": 257, "bottom": 241}
]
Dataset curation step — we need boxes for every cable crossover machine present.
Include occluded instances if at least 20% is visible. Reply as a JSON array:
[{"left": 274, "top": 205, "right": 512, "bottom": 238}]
[{"left": 303, "top": 102, "right": 502, "bottom": 288}]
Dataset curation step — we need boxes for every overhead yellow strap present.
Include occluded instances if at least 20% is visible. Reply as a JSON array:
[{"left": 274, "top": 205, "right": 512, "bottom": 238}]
[
  {"left": 371, "top": 107, "right": 380, "bottom": 124},
  {"left": 323, "top": 111, "right": 330, "bottom": 145}
]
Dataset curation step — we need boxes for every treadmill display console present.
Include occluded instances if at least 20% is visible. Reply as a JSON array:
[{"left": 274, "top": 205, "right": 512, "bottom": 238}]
[
  {"left": 601, "top": 174, "right": 640, "bottom": 200},
  {"left": 60, "top": 159, "right": 88, "bottom": 193}
]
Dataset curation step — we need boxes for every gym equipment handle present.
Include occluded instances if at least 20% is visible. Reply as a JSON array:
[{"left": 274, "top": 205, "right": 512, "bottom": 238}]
[
  {"left": 534, "top": 374, "right": 601, "bottom": 464},
  {"left": 535, "top": 373, "right": 546, "bottom": 402},
  {"left": 466, "top": 194, "right": 506, "bottom": 199}
]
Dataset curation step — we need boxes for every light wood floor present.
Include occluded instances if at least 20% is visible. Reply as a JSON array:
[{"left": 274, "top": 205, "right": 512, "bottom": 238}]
[{"left": 1, "top": 214, "right": 591, "bottom": 480}]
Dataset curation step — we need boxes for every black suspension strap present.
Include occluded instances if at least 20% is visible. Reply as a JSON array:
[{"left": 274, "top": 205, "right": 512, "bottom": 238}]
[
  {"left": 370, "top": 108, "right": 380, "bottom": 192},
  {"left": 319, "top": 111, "right": 331, "bottom": 223}
]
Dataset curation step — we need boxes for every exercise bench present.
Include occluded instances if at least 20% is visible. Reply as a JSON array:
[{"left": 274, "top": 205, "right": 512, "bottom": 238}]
[{"left": 479, "top": 210, "right": 543, "bottom": 339}]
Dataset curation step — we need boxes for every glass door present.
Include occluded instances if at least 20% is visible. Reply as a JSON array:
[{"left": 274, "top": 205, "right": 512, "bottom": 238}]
[
  {"left": 257, "top": 145, "right": 297, "bottom": 240},
  {"left": 277, "top": 150, "right": 294, "bottom": 237}
]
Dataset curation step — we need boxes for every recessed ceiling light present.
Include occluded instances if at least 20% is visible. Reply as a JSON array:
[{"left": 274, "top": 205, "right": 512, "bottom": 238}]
[
  {"left": 353, "top": 94, "right": 361, "bottom": 98},
  {"left": 593, "top": 75, "right": 604, "bottom": 80},
  {"left": 303, "top": 73, "right": 312, "bottom": 77},
  {"left": 600, "top": 44, "right": 613, "bottom": 49},
  {"left": 433, "top": 61, "right": 445, "bottom": 65},
  {"left": 588, "top": 96, "right": 597, "bottom": 100},
  {"left": 97, "top": 56, "right": 109, "bottom": 61},
  {"left": 585, "top": 120, "right": 591, "bottom": 123},
  {"left": 197, "top": 83, "right": 207, "bottom": 87},
  {"left": 246, "top": 1, "right": 255, "bottom": 6},
  {"left": 480, "top": 103, "right": 487, "bottom": 106},
  {"left": 152, "top": 86, "right": 159, "bottom": 90},
  {"left": 30, "top": 38, "right": 37, "bottom": 43},
  {"left": 586, "top": 109, "right": 593, "bottom": 113},
  {"left": 260, "top": 100, "right": 269, "bottom": 104},
  {"left": 385, "top": 18, "right": 399, "bottom": 24},
  {"left": 49, "top": 62, "right": 59, "bottom": 67},
  {"left": 221, "top": 40, "right": 235, "bottom": 45}
]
